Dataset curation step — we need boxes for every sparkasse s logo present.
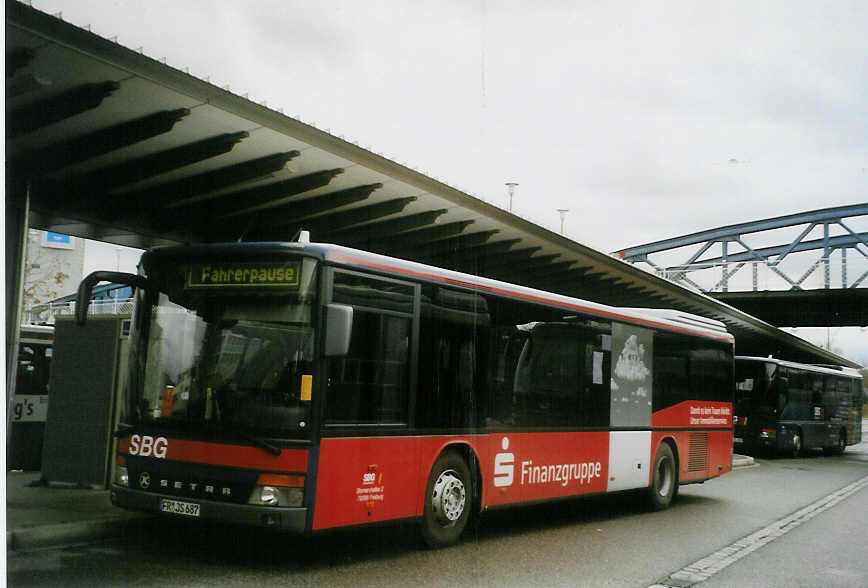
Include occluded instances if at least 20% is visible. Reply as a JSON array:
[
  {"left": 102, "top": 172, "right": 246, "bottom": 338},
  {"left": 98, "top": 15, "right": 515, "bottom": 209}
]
[{"left": 493, "top": 437, "right": 514, "bottom": 487}]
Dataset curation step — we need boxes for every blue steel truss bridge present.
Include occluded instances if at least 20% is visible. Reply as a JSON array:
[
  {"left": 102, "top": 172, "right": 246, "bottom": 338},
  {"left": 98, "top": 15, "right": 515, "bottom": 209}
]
[{"left": 613, "top": 203, "right": 868, "bottom": 328}]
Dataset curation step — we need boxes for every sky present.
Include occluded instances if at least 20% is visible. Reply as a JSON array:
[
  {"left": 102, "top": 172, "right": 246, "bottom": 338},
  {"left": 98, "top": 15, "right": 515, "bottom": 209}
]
[{"left": 30, "top": 0, "right": 868, "bottom": 364}]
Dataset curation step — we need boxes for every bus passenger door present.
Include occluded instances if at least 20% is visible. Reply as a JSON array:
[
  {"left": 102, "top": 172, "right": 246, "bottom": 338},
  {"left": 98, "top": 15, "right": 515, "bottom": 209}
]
[{"left": 315, "top": 270, "right": 421, "bottom": 530}]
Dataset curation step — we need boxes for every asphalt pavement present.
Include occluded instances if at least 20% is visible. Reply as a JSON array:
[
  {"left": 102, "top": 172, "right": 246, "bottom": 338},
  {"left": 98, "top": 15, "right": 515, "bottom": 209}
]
[{"left": 4, "top": 453, "right": 755, "bottom": 554}]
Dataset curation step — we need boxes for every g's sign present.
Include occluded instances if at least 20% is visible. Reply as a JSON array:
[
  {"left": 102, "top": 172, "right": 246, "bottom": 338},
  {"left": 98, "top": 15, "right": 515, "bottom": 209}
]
[{"left": 185, "top": 262, "right": 301, "bottom": 289}]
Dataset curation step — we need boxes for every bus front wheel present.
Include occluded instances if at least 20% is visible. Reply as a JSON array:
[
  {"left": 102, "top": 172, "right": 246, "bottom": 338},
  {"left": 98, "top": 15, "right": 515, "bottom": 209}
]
[
  {"left": 421, "top": 451, "right": 472, "bottom": 548},
  {"left": 648, "top": 443, "right": 677, "bottom": 511}
]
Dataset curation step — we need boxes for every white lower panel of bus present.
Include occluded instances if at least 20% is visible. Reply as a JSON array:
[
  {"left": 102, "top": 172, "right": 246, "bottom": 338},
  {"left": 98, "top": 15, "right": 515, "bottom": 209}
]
[{"left": 607, "top": 431, "right": 651, "bottom": 492}]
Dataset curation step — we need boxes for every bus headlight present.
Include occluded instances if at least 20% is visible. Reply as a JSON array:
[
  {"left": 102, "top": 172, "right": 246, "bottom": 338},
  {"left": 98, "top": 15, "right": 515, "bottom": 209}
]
[
  {"left": 286, "top": 488, "right": 304, "bottom": 507},
  {"left": 259, "top": 486, "right": 280, "bottom": 506},
  {"left": 248, "top": 474, "right": 305, "bottom": 507},
  {"left": 115, "top": 456, "right": 129, "bottom": 487}
]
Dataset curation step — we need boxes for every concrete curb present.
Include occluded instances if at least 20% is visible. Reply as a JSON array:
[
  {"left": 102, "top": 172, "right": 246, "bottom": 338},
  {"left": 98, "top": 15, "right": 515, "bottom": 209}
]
[
  {"left": 732, "top": 454, "right": 756, "bottom": 469},
  {"left": 7, "top": 515, "right": 153, "bottom": 553}
]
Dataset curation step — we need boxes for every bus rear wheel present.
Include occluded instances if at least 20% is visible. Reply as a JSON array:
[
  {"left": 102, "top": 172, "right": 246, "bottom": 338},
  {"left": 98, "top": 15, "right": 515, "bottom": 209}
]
[
  {"left": 826, "top": 429, "right": 846, "bottom": 456},
  {"left": 648, "top": 443, "right": 677, "bottom": 511},
  {"left": 421, "top": 451, "right": 472, "bottom": 548}
]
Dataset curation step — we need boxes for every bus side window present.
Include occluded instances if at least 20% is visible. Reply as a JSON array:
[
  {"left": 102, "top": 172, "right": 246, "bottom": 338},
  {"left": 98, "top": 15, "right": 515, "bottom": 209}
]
[
  {"left": 325, "top": 271, "right": 415, "bottom": 426},
  {"left": 816, "top": 375, "right": 831, "bottom": 419},
  {"left": 781, "top": 370, "right": 812, "bottom": 420},
  {"left": 851, "top": 380, "right": 862, "bottom": 433},
  {"left": 653, "top": 335, "right": 688, "bottom": 411},
  {"left": 688, "top": 346, "right": 732, "bottom": 402},
  {"left": 325, "top": 310, "right": 410, "bottom": 425},
  {"left": 810, "top": 374, "right": 824, "bottom": 406},
  {"left": 477, "top": 294, "right": 611, "bottom": 429},
  {"left": 485, "top": 327, "right": 527, "bottom": 427},
  {"left": 513, "top": 326, "right": 580, "bottom": 426},
  {"left": 829, "top": 376, "right": 848, "bottom": 420},
  {"left": 775, "top": 373, "right": 788, "bottom": 414},
  {"left": 416, "top": 287, "right": 489, "bottom": 429},
  {"left": 508, "top": 322, "right": 609, "bottom": 428},
  {"left": 577, "top": 330, "right": 611, "bottom": 427}
]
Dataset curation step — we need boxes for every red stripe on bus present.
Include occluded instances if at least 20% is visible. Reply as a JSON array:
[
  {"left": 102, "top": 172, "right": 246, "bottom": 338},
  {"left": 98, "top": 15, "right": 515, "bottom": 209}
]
[{"left": 117, "top": 436, "right": 308, "bottom": 472}]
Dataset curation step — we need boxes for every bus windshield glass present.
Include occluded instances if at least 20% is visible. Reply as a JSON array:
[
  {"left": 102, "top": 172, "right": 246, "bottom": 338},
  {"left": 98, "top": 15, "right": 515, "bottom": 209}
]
[
  {"left": 734, "top": 360, "right": 777, "bottom": 413},
  {"left": 128, "top": 256, "right": 317, "bottom": 441}
]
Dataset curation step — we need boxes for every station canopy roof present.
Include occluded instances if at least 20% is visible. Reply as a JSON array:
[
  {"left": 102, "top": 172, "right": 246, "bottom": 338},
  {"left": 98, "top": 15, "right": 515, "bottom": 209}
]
[{"left": 6, "top": 2, "right": 860, "bottom": 368}]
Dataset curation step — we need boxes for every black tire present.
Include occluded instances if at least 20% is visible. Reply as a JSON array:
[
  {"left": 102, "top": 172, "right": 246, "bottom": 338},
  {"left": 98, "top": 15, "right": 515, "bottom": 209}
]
[
  {"left": 826, "top": 429, "right": 846, "bottom": 456},
  {"left": 648, "top": 442, "right": 677, "bottom": 511},
  {"left": 420, "top": 452, "right": 472, "bottom": 548}
]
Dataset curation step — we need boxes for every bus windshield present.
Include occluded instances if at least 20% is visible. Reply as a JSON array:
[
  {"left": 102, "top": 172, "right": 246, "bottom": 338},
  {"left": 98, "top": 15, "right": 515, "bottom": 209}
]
[
  {"left": 126, "top": 256, "right": 318, "bottom": 441},
  {"left": 734, "top": 360, "right": 776, "bottom": 413}
]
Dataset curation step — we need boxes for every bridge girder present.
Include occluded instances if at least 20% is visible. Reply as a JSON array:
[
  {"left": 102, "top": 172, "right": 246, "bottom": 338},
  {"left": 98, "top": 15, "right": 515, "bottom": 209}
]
[
  {"left": 615, "top": 204, "right": 868, "bottom": 297},
  {"left": 713, "top": 289, "right": 868, "bottom": 328}
]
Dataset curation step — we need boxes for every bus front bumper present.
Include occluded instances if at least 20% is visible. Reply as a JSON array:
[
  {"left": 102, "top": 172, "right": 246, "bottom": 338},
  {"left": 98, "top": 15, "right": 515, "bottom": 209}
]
[{"left": 111, "top": 485, "right": 308, "bottom": 533}]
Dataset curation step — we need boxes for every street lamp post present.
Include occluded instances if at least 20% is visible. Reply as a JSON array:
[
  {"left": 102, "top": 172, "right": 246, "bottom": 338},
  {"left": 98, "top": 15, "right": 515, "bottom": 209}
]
[
  {"left": 557, "top": 209, "right": 569, "bottom": 235},
  {"left": 505, "top": 182, "right": 518, "bottom": 212}
]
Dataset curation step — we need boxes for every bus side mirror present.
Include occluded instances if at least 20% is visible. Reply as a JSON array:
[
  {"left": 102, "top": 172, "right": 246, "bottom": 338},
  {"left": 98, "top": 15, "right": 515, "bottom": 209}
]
[
  {"left": 324, "top": 304, "right": 353, "bottom": 357},
  {"left": 76, "top": 271, "right": 149, "bottom": 325}
]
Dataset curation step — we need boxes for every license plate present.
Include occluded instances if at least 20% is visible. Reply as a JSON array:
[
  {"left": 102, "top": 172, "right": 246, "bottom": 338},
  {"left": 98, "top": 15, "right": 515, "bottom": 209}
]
[
  {"left": 733, "top": 437, "right": 743, "bottom": 444},
  {"left": 160, "top": 499, "right": 200, "bottom": 517}
]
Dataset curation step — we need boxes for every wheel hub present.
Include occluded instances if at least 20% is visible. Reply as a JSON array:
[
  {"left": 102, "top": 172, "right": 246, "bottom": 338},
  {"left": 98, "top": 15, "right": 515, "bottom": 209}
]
[{"left": 432, "top": 470, "right": 466, "bottom": 525}]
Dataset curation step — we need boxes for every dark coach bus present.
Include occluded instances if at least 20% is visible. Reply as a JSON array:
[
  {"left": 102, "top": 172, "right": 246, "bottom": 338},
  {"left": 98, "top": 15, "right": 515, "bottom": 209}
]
[{"left": 734, "top": 356, "right": 862, "bottom": 457}]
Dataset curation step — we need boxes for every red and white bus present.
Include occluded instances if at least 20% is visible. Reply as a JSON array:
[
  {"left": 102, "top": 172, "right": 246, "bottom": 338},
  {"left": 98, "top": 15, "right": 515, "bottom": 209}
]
[{"left": 78, "top": 235, "right": 734, "bottom": 547}]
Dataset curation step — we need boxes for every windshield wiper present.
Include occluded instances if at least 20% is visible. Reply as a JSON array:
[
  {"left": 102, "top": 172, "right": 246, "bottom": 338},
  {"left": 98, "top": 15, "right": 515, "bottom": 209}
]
[{"left": 233, "top": 427, "right": 282, "bottom": 456}]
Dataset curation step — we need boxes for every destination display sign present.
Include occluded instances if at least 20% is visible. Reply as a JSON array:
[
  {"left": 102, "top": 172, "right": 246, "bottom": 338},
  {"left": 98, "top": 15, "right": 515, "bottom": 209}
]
[{"left": 185, "top": 261, "right": 301, "bottom": 289}]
